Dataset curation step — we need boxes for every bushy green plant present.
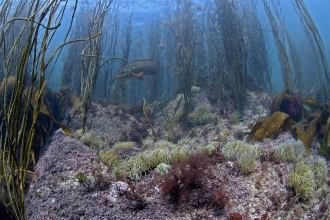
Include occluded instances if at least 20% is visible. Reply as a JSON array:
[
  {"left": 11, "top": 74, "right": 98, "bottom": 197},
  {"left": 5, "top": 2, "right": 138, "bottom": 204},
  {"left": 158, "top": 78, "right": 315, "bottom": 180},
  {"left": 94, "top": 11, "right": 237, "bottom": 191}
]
[
  {"left": 155, "top": 163, "right": 171, "bottom": 175},
  {"left": 237, "top": 152, "right": 257, "bottom": 173},
  {"left": 275, "top": 139, "right": 304, "bottom": 163},
  {"left": 289, "top": 157, "right": 328, "bottom": 201},
  {"left": 229, "top": 111, "right": 241, "bottom": 125},
  {"left": 80, "top": 132, "right": 104, "bottom": 150},
  {"left": 99, "top": 149, "right": 122, "bottom": 167},
  {"left": 169, "top": 146, "right": 190, "bottom": 163},
  {"left": 111, "top": 139, "right": 220, "bottom": 180},
  {"left": 222, "top": 140, "right": 260, "bottom": 173},
  {"left": 289, "top": 160, "right": 316, "bottom": 201},
  {"left": 147, "top": 148, "right": 172, "bottom": 166},
  {"left": 318, "top": 139, "right": 330, "bottom": 160},
  {"left": 154, "top": 140, "right": 175, "bottom": 148},
  {"left": 76, "top": 172, "right": 88, "bottom": 184},
  {"left": 188, "top": 106, "right": 218, "bottom": 126},
  {"left": 112, "top": 141, "right": 134, "bottom": 152},
  {"left": 312, "top": 156, "right": 328, "bottom": 188},
  {"left": 113, "top": 153, "right": 150, "bottom": 180},
  {"left": 177, "top": 137, "right": 195, "bottom": 146},
  {"left": 197, "top": 142, "right": 218, "bottom": 155}
]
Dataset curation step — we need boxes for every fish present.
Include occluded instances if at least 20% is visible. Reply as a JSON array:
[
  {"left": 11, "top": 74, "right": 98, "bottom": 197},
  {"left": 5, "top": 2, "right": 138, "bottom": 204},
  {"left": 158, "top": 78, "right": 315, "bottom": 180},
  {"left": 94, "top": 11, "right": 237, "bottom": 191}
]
[{"left": 115, "top": 59, "right": 158, "bottom": 80}]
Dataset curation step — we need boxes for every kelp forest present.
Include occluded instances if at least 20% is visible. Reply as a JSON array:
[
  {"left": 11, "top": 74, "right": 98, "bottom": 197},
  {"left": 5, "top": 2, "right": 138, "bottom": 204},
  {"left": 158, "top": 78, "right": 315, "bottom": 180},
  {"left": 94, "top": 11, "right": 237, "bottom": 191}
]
[{"left": 0, "top": 0, "right": 330, "bottom": 219}]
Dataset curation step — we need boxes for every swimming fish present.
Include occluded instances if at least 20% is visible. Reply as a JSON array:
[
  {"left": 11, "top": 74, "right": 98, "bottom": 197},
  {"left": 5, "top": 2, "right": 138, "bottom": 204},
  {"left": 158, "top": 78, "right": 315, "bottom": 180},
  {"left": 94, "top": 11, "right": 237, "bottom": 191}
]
[{"left": 115, "top": 59, "right": 158, "bottom": 80}]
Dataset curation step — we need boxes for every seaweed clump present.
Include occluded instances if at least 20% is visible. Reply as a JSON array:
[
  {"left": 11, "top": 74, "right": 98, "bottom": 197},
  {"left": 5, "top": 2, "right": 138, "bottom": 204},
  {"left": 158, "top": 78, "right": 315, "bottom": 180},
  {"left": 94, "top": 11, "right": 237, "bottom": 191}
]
[
  {"left": 110, "top": 139, "right": 219, "bottom": 180},
  {"left": 249, "top": 111, "right": 289, "bottom": 142},
  {"left": 80, "top": 132, "right": 104, "bottom": 150},
  {"left": 222, "top": 140, "right": 260, "bottom": 173},
  {"left": 289, "top": 157, "right": 328, "bottom": 201},
  {"left": 275, "top": 139, "right": 304, "bottom": 163},
  {"left": 188, "top": 106, "right": 218, "bottom": 126},
  {"left": 159, "top": 153, "right": 229, "bottom": 210},
  {"left": 318, "top": 139, "right": 330, "bottom": 160}
]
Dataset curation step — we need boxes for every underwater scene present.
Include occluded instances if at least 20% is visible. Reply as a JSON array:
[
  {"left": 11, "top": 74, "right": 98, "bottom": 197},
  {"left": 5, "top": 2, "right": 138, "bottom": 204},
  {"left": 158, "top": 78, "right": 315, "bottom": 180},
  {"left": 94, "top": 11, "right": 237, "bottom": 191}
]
[{"left": 0, "top": 0, "right": 330, "bottom": 219}]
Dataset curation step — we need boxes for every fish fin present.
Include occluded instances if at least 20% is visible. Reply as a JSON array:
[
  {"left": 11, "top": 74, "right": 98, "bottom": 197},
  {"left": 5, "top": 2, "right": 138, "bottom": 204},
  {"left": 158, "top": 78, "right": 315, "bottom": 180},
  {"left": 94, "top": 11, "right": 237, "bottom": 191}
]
[{"left": 133, "top": 71, "right": 144, "bottom": 77}]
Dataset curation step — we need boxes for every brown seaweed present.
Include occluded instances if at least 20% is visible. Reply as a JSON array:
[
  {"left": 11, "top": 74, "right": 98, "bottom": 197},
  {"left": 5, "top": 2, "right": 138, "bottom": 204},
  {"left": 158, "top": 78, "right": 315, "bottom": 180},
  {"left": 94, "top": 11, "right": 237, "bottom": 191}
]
[
  {"left": 249, "top": 112, "right": 289, "bottom": 142},
  {"left": 293, "top": 119, "right": 317, "bottom": 155}
]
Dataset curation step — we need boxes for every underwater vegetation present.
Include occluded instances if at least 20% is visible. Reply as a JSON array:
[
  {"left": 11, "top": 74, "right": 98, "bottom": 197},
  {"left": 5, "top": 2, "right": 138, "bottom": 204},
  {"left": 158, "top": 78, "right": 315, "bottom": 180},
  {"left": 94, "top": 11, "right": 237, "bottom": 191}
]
[
  {"left": 229, "top": 111, "right": 242, "bottom": 125},
  {"left": 99, "top": 149, "right": 122, "bottom": 167},
  {"left": 288, "top": 157, "right": 328, "bottom": 201},
  {"left": 154, "top": 163, "right": 171, "bottom": 175},
  {"left": 159, "top": 153, "right": 230, "bottom": 210},
  {"left": 318, "top": 139, "right": 330, "bottom": 160},
  {"left": 222, "top": 140, "right": 260, "bottom": 174},
  {"left": 248, "top": 88, "right": 330, "bottom": 157},
  {"left": 188, "top": 106, "right": 218, "bottom": 126},
  {"left": 274, "top": 139, "right": 304, "bottom": 163},
  {"left": 80, "top": 131, "right": 104, "bottom": 150},
  {"left": 160, "top": 94, "right": 190, "bottom": 141},
  {"left": 0, "top": 1, "right": 79, "bottom": 219},
  {"left": 0, "top": 0, "right": 329, "bottom": 218},
  {"left": 99, "top": 138, "right": 219, "bottom": 180}
]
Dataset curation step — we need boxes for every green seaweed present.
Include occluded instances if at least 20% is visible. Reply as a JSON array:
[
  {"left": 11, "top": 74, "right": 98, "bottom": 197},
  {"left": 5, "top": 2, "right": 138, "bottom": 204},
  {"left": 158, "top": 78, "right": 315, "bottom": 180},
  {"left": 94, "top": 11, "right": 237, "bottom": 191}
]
[
  {"left": 76, "top": 172, "right": 88, "bottom": 184},
  {"left": 155, "top": 163, "right": 171, "bottom": 175},
  {"left": 111, "top": 139, "right": 220, "bottom": 180},
  {"left": 80, "top": 132, "right": 104, "bottom": 150},
  {"left": 188, "top": 106, "right": 218, "bottom": 126},
  {"left": 275, "top": 139, "right": 304, "bottom": 163},
  {"left": 237, "top": 152, "right": 257, "bottom": 174},
  {"left": 112, "top": 141, "right": 134, "bottom": 152},
  {"left": 318, "top": 139, "right": 330, "bottom": 160},
  {"left": 222, "top": 140, "right": 260, "bottom": 174},
  {"left": 230, "top": 111, "right": 241, "bottom": 125},
  {"left": 289, "top": 160, "right": 316, "bottom": 202},
  {"left": 197, "top": 142, "right": 218, "bottom": 155},
  {"left": 99, "top": 149, "right": 122, "bottom": 167},
  {"left": 312, "top": 156, "right": 328, "bottom": 188}
]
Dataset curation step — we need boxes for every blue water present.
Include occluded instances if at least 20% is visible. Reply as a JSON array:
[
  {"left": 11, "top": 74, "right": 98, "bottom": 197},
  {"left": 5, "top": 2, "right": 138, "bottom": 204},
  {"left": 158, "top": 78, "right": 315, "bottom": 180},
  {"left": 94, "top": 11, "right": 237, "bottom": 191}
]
[{"left": 47, "top": 0, "right": 330, "bottom": 99}]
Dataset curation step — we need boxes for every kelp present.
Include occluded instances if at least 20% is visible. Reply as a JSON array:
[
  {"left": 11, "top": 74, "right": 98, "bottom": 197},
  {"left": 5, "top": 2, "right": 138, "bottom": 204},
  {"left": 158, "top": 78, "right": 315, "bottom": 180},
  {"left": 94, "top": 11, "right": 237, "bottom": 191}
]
[
  {"left": 262, "top": 0, "right": 292, "bottom": 88},
  {"left": 248, "top": 111, "right": 317, "bottom": 154},
  {"left": 293, "top": 119, "right": 317, "bottom": 155},
  {"left": 249, "top": 112, "right": 289, "bottom": 142},
  {"left": 1, "top": 78, "right": 78, "bottom": 137},
  {"left": 301, "top": 97, "right": 325, "bottom": 112},
  {"left": 292, "top": 0, "right": 330, "bottom": 101},
  {"left": 270, "top": 88, "right": 289, "bottom": 114},
  {"left": 0, "top": 1, "right": 79, "bottom": 219},
  {"left": 270, "top": 88, "right": 311, "bottom": 122},
  {"left": 249, "top": 89, "right": 330, "bottom": 155}
]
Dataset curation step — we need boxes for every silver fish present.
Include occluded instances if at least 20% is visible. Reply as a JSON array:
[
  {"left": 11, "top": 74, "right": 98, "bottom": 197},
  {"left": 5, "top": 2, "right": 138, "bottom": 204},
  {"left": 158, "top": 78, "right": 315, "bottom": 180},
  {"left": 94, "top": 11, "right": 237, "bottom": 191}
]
[{"left": 115, "top": 60, "right": 158, "bottom": 80}]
